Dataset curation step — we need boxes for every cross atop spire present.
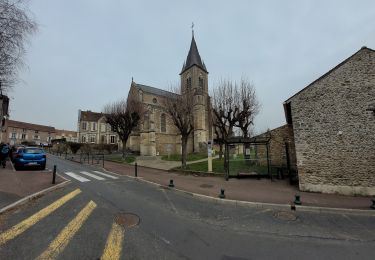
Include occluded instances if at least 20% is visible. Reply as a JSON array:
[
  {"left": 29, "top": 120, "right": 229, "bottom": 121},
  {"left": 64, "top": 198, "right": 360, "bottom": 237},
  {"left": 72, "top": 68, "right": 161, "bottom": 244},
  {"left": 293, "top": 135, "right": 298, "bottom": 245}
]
[{"left": 191, "top": 22, "right": 194, "bottom": 37}]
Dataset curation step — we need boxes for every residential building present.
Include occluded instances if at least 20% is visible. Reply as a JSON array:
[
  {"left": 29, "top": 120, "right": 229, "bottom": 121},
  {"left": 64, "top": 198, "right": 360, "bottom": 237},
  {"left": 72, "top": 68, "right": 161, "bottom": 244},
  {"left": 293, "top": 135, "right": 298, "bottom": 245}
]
[
  {"left": 2, "top": 119, "right": 56, "bottom": 146},
  {"left": 77, "top": 110, "right": 119, "bottom": 145},
  {"left": 282, "top": 47, "right": 375, "bottom": 196},
  {"left": 55, "top": 129, "right": 78, "bottom": 143}
]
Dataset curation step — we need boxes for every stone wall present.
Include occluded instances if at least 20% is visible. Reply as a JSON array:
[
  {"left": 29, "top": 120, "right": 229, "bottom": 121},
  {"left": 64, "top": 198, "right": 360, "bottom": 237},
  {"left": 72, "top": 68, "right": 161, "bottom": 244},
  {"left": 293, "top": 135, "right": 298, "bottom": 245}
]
[
  {"left": 256, "top": 124, "right": 297, "bottom": 168},
  {"left": 287, "top": 47, "right": 375, "bottom": 196}
]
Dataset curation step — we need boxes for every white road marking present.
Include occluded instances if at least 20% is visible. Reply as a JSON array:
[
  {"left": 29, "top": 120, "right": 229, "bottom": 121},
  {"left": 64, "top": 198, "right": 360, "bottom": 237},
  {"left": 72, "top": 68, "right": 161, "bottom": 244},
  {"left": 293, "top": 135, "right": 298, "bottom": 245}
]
[
  {"left": 80, "top": 171, "right": 105, "bottom": 180},
  {"left": 93, "top": 171, "right": 118, "bottom": 179},
  {"left": 65, "top": 172, "right": 90, "bottom": 182},
  {"left": 162, "top": 189, "right": 178, "bottom": 214}
]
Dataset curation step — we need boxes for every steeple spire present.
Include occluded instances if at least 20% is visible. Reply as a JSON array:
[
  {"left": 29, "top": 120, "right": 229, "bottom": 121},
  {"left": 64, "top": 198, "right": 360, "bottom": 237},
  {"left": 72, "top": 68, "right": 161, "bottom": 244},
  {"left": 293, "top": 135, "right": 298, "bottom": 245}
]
[{"left": 180, "top": 30, "right": 208, "bottom": 75}]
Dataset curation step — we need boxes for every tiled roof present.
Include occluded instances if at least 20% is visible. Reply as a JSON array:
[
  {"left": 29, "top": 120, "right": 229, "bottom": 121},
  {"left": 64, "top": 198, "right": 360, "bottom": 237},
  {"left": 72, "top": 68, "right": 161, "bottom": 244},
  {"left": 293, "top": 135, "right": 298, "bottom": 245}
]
[
  {"left": 6, "top": 120, "right": 55, "bottom": 133},
  {"left": 55, "top": 129, "right": 78, "bottom": 137},
  {"left": 135, "top": 83, "right": 177, "bottom": 97},
  {"left": 80, "top": 110, "right": 106, "bottom": 122},
  {"left": 180, "top": 35, "right": 207, "bottom": 74}
]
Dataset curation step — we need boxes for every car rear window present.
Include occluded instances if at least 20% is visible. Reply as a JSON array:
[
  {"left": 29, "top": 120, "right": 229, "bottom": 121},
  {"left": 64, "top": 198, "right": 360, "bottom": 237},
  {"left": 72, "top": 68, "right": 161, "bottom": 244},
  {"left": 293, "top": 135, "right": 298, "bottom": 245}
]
[{"left": 24, "top": 148, "right": 44, "bottom": 154}]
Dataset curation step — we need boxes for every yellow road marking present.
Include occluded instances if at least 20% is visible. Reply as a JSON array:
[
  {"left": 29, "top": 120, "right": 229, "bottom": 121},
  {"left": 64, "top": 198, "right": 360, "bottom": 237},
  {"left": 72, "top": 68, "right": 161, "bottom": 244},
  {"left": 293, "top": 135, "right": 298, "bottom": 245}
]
[
  {"left": 36, "top": 200, "right": 96, "bottom": 260},
  {"left": 0, "top": 189, "right": 81, "bottom": 246},
  {"left": 36, "top": 200, "right": 97, "bottom": 260},
  {"left": 101, "top": 222, "right": 125, "bottom": 260}
]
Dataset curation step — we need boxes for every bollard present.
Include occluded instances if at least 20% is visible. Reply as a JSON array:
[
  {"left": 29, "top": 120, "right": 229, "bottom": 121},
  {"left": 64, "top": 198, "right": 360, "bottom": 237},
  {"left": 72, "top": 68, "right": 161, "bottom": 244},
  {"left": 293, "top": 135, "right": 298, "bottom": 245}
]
[
  {"left": 135, "top": 163, "right": 138, "bottom": 177},
  {"left": 168, "top": 179, "right": 174, "bottom": 188},
  {"left": 52, "top": 165, "right": 56, "bottom": 184},
  {"left": 219, "top": 189, "right": 225, "bottom": 199},
  {"left": 371, "top": 199, "right": 375, "bottom": 210},
  {"left": 294, "top": 194, "right": 301, "bottom": 205}
]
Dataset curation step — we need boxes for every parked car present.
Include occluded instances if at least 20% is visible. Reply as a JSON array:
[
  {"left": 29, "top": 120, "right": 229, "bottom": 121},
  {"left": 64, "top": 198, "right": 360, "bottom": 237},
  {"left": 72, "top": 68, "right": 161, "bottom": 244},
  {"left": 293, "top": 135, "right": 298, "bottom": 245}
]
[
  {"left": 13, "top": 147, "right": 46, "bottom": 170},
  {"left": 10, "top": 145, "right": 25, "bottom": 162}
]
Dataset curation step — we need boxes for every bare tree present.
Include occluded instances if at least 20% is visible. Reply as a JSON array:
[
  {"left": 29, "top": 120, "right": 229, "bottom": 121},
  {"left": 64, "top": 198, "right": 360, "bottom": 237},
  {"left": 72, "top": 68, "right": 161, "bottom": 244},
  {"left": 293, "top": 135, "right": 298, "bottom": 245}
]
[
  {"left": 0, "top": 0, "right": 37, "bottom": 92},
  {"left": 212, "top": 78, "right": 260, "bottom": 166},
  {"left": 104, "top": 97, "right": 144, "bottom": 158},
  {"left": 163, "top": 86, "right": 194, "bottom": 169},
  {"left": 212, "top": 79, "right": 239, "bottom": 162}
]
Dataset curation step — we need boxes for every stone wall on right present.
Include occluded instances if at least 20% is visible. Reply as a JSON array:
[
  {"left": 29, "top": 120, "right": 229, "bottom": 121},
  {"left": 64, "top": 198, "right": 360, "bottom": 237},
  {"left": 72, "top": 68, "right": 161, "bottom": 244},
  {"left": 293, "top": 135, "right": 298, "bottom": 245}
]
[{"left": 286, "top": 47, "right": 375, "bottom": 196}]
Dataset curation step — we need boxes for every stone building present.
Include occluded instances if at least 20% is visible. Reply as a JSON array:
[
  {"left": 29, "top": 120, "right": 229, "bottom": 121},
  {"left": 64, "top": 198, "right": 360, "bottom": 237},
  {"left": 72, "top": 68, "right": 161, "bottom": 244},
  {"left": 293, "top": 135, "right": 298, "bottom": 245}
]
[
  {"left": 2, "top": 119, "right": 55, "bottom": 146},
  {"left": 283, "top": 47, "right": 375, "bottom": 196},
  {"left": 77, "top": 110, "right": 119, "bottom": 145},
  {"left": 127, "top": 34, "right": 213, "bottom": 156},
  {"left": 55, "top": 129, "right": 78, "bottom": 143}
]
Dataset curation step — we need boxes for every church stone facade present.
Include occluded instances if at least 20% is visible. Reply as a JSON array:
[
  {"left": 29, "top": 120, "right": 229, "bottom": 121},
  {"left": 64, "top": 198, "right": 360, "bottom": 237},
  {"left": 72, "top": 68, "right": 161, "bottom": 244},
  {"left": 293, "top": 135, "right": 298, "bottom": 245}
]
[{"left": 127, "top": 35, "right": 213, "bottom": 156}]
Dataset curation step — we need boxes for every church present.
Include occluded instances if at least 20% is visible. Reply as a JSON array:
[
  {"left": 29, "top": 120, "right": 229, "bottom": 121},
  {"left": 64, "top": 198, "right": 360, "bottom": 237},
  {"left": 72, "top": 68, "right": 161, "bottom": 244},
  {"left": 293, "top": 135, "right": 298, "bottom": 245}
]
[{"left": 126, "top": 33, "right": 213, "bottom": 156}]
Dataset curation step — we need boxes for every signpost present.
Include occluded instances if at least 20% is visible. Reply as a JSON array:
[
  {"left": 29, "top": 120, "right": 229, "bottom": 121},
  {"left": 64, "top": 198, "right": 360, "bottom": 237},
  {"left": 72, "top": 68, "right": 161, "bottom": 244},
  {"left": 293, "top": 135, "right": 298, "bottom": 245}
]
[{"left": 208, "top": 140, "right": 213, "bottom": 172}]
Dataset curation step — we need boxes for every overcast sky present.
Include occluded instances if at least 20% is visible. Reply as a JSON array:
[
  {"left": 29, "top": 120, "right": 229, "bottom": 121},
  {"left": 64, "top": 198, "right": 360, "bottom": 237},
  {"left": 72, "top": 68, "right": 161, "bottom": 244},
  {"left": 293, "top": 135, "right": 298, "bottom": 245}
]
[{"left": 8, "top": 0, "right": 375, "bottom": 133}]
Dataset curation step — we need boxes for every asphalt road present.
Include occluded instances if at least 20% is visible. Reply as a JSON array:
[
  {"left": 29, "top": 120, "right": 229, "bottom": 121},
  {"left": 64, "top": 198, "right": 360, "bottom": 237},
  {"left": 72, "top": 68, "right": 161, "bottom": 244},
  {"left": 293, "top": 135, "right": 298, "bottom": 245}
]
[{"left": 0, "top": 155, "right": 374, "bottom": 260}]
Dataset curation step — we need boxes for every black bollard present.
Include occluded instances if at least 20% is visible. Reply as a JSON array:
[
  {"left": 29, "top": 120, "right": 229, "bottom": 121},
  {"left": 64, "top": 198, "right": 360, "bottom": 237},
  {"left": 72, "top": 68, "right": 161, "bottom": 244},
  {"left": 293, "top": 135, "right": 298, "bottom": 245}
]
[
  {"left": 168, "top": 179, "right": 174, "bottom": 188},
  {"left": 219, "top": 189, "right": 225, "bottom": 199},
  {"left": 294, "top": 194, "right": 301, "bottom": 205},
  {"left": 52, "top": 165, "right": 56, "bottom": 184},
  {"left": 371, "top": 199, "right": 375, "bottom": 210},
  {"left": 135, "top": 163, "right": 138, "bottom": 177}
]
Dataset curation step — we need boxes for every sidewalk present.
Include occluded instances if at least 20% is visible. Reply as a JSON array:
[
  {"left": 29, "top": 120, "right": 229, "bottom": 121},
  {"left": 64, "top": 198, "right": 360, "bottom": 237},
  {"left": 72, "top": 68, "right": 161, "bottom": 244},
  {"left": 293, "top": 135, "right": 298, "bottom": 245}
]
[
  {"left": 0, "top": 160, "right": 64, "bottom": 209},
  {"left": 104, "top": 161, "right": 373, "bottom": 210}
]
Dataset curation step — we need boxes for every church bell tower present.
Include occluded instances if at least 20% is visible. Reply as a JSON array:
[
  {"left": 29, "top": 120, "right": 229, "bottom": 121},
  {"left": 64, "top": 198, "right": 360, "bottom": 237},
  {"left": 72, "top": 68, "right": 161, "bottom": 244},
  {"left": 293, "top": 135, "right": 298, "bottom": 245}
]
[{"left": 180, "top": 30, "right": 210, "bottom": 152}]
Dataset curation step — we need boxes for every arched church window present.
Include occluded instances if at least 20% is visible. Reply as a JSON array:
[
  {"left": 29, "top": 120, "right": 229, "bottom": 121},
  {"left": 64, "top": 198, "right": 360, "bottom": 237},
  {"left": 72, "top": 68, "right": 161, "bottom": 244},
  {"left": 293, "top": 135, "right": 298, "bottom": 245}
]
[
  {"left": 144, "top": 112, "right": 149, "bottom": 130},
  {"left": 198, "top": 77, "right": 204, "bottom": 91},
  {"left": 186, "top": 77, "right": 192, "bottom": 92},
  {"left": 160, "top": 113, "right": 166, "bottom": 133}
]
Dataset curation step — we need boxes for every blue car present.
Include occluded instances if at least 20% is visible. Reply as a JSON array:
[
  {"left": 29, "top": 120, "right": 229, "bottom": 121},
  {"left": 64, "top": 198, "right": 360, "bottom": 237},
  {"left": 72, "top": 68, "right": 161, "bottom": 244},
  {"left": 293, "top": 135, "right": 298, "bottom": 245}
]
[{"left": 13, "top": 147, "right": 46, "bottom": 170}]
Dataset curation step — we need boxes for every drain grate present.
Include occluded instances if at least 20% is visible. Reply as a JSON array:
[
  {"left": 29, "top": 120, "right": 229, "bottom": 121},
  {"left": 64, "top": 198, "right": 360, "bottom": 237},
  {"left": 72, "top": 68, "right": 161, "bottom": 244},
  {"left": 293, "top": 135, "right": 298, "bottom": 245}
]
[
  {"left": 273, "top": 211, "right": 297, "bottom": 221},
  {"left": 114, "top": 213, "right": 140, "bottom": 228}
]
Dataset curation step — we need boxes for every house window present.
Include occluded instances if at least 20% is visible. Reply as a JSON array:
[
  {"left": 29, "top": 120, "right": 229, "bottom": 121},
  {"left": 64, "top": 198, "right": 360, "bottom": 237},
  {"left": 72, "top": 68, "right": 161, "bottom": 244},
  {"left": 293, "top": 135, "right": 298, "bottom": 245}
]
[
  {"left": 21, "top": 133, "right": 26, "bottom": 140},
  {"left": 34, "top": 135, "right": 39, "bottom": 140},
  {"left": 11, "top": 132, "right": 16, "bottom": 139},
  {"left": 110, "top": 125, "right": 116, "bottom": 132},
  {"left": 91, "top": 122, "right": 97, "bottom": 131},
  {"left": 160, "top": 114, "right": 166, "bottom": 133},
  {"left": 35, "top": 130, "right": 39, "bottom": 134},
  {"left": 22, "top": 128, "right": 26, "bottom": 133},
  {"left": 82, "top": 122, "right": 87, "bottom": 130},
  {"left": 153, "top": 98, "right": 157, "bottom": 104},
  {"left": 144, "top": 113, "right": 149, "bottom": 129},
  {"left": 101, "top": 135, "right": 105, "bottom": 143},
  {"left": 110, "top": 135, "right": 116, "bottom": 144},
  {"left": 90, "top": 135, "right": 96, "bottom": 143},
  {"left": 100, "top": 123, "right": 106, "bottom": 132},
  {"left": 82, "top": 136, "right": 86, "bottom": 143}
]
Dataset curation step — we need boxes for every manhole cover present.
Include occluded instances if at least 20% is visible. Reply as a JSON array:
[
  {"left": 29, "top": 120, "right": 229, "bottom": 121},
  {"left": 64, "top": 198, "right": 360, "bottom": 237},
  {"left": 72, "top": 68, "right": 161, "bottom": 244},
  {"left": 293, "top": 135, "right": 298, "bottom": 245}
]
[
  {"left": 114, "top": 213, "right": 140, "bottom": 228},
  {"left": 273, "top": 211, "right": 297, "bottom": 221},
  {"left": 200, "top": 184, "right": 214, "bottom": 188}
]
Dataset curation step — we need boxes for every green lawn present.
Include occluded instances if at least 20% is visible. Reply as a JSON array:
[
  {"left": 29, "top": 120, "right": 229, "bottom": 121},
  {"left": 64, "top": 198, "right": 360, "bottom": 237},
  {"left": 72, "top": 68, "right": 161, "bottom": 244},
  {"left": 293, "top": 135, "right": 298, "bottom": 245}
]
[
  {"left": 161, "top": 153, "right": 207, "bottom": 161},
  {"left": 105, "top": 154, "right": 136, "bottom": 164},
  {"left": 178, "top": 157, "right": 275, "bottom": 176}
]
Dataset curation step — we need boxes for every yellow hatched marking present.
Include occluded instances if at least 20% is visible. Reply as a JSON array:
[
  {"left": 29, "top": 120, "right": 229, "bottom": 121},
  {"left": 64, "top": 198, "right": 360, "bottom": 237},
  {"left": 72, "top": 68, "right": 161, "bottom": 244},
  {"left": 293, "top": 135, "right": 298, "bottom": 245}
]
[
  {"left": 101, "top": 222, "right": 125, "bottom": 260},
  {"left": 36, "top": 200, "right": 97, "bottom": 260},
  {"left": 0, "top": 189, "right": 81, "bottom": 246}
]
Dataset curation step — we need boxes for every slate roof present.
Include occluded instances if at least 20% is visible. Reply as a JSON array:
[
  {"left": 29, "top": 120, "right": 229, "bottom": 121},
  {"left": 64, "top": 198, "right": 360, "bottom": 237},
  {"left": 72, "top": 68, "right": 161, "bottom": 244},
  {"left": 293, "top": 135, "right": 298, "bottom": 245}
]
[
  {"left": 80, "top": 111, "right": 106, "bottom": 122},
  {"left": 135, "top": 83, "right": 178, "bottom": 97},
  {"left": 6, "top": 120, "right": 55, "bottom": 133},
  {"left": 180, "top": 35, "right": 207, "bottom": 74}
]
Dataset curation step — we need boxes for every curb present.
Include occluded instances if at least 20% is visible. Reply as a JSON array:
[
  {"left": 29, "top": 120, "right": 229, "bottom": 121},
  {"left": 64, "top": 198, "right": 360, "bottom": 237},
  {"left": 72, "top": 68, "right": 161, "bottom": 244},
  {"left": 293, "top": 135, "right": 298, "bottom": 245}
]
[
  {"left": 102, "top": 168, "right": 375, "bottom": 216},
  {"left": 0, "top": 176, "right": 71, "bottom": 214}
]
